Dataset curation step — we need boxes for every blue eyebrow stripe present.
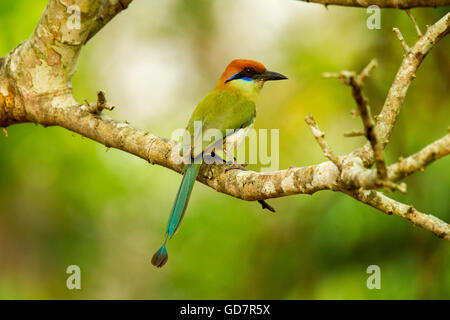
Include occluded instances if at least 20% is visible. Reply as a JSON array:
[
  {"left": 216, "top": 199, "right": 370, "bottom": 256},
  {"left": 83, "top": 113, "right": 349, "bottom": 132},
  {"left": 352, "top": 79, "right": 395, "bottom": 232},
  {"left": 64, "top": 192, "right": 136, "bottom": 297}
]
[
  {"left": 226, "top": 72, "right": 240, "bottom": 82},
  {"left": 226, "top": 72, "right": 253, "bottom": 82}
]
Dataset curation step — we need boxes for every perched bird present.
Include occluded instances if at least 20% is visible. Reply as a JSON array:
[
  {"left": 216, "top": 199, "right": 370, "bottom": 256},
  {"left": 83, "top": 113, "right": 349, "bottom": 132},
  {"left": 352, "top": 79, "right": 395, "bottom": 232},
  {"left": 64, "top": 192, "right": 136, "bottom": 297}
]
[{"left": 151, "top": 59, "right": 287, "bottom": 268}]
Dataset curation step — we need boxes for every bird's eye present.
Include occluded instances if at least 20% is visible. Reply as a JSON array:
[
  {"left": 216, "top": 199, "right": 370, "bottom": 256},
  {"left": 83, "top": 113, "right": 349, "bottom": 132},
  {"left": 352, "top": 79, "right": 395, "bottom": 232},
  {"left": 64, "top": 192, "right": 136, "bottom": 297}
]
[{"left": 245, "top": 68, "right": 253, "bottom": 74}]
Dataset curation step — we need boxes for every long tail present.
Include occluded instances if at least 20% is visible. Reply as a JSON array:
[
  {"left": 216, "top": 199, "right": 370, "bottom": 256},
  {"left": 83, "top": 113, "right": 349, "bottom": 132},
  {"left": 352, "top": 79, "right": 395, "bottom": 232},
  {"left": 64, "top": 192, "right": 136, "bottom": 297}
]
[{"left": 151, "top": 163, "right": 201, "bottom": 268}]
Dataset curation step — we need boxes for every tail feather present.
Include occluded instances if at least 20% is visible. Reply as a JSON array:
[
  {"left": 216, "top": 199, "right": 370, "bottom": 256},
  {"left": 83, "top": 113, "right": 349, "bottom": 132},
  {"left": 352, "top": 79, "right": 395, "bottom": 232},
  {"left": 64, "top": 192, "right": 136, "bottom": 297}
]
[
  {"left": 151, "top": 163, "right": 200, "bottom": 268},
  {"left": 166, "top": 163, "right": 201, "bottom": 238}
]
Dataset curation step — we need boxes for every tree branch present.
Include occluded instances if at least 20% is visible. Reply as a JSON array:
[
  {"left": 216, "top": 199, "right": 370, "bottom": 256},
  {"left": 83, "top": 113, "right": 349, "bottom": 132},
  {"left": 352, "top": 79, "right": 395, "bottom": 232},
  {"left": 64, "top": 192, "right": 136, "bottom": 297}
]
[
  {"left": 0, "top": 1, "right": 449, "bottom": 241},
  {"left": 86, "top": 0, "right": 134, "bottom": 42},
  {"left": 354, "top": 12, "right": 450, "bottom": 164},
  {"left": 343, "top": 130, "right": 449, "bottom": 192},
  {"left": 346, "top": 189, "right": 450, "bottom": 240},
  {"left": 387, "top": 131, "right": 450, "bottom": 181},
  {"left": 299, "top": 0, "right": 450, "bottom": 8},
  {"left": 37, "top": 104, "right": 344, "bottom": 199}
]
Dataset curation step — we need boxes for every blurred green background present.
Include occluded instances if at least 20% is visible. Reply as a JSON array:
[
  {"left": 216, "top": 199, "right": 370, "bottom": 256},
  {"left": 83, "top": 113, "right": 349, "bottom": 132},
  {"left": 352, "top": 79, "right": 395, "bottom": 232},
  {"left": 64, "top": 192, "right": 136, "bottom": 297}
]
[{"left": 0, "top": 0, "right": 449, "bottom": 299}]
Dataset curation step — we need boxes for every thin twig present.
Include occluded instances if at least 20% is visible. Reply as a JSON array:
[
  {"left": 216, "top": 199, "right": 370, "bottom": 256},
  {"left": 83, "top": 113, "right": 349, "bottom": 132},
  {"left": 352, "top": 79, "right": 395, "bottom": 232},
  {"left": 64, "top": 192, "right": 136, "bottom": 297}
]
[
  {"left": 377, "top": 179, "right": 407, "bottom": 193},
  {"left": 344, "top": 130, "right": 365, "bottom": 137},
  {"left": 393, "top": 28, "right": 411, "bottom": 53},
  {"left": 305, "top": 115, "right": 341, "bottom": 169},
  {"left": 405, "top": 9, "right": 423, "bottom": 37},
  {"left": 356, "top": 59, "right": 378, "bottom": 84},
  {"left": 350, "top": 108, "right": 360, "bottom": 117}
]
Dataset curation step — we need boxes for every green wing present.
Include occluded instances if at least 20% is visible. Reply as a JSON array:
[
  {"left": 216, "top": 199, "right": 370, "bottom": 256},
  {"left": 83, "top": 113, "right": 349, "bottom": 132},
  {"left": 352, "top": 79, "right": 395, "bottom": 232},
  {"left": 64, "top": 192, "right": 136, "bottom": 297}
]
[{"left": 186, "top": 90, "right": 256, "bottom": 154}]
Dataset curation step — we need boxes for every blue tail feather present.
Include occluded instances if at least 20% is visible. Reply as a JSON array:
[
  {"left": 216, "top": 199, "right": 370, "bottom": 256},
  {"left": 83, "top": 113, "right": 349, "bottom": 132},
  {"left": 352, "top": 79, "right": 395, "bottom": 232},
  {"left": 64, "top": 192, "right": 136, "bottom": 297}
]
[
  {"left": 151, "top": 163, "right": 200, "bottom": 268},
  {"left": 166, "top": 163, "right": 201, "bottom": 238}
]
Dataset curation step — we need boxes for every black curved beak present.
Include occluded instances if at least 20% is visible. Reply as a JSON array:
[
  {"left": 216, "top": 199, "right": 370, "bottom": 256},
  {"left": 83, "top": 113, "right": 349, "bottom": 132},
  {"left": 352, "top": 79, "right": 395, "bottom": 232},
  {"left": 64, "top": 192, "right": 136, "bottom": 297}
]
[{"left": 257, "top": 70, "right": 288, "bottom": 81}]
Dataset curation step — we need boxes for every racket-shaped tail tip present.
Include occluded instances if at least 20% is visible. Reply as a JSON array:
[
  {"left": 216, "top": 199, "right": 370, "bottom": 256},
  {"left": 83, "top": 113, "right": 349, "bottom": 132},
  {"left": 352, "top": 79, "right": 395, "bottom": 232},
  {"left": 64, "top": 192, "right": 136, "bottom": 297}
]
[{"left": 151, "top": 245, "right": 168, "bottom": 268}]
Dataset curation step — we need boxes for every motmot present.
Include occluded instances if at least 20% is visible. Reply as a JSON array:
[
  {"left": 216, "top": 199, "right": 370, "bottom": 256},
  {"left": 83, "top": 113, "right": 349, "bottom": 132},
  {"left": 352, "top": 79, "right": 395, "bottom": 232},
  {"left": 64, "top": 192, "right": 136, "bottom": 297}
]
[{"left": 151, "top": 59, "right": 287, "bottom": 268}]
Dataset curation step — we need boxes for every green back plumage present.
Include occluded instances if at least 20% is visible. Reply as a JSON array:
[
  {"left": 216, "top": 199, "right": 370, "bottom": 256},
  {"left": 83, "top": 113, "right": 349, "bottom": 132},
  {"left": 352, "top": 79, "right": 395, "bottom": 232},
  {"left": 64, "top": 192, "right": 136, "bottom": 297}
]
[{"left": 187, "top": 89, "right": 256, "bottom": 138}]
